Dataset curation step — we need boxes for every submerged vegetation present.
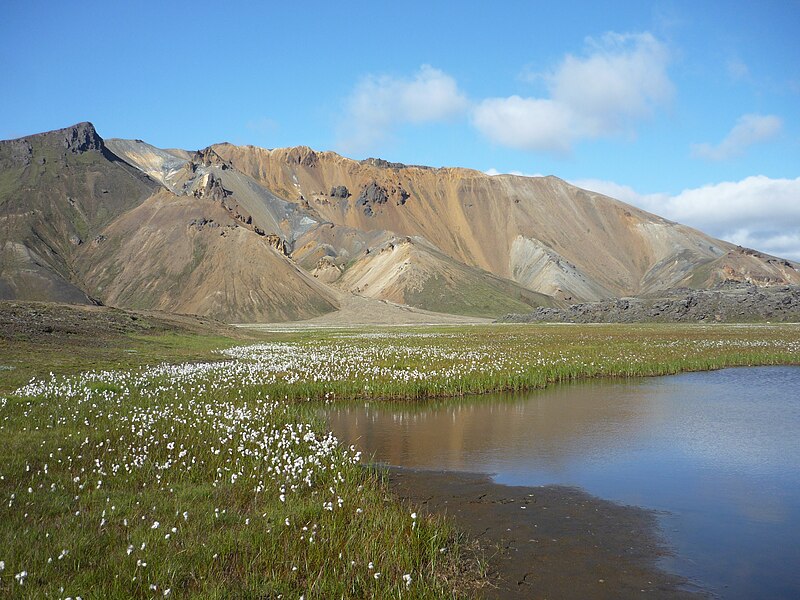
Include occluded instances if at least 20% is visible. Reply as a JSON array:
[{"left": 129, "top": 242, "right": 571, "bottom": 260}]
[{"left": 1, "top": 321, "right": 798, "bottom": 597}]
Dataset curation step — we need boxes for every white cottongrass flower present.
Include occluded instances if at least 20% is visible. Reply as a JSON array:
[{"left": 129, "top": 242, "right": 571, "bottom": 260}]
[
  {"left": 151, "top": 521, "right": 160, "bottom": 529},
  {"left": 403, "top": 573, "right": 412, "bottom": 587}
]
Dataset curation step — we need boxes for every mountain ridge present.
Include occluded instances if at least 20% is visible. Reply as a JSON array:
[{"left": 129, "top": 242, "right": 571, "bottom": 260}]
[{"left": 2, "top": 122, "right": 798, "bottom": 322}]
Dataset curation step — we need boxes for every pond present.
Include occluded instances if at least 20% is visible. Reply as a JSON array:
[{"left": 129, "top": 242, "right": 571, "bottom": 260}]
[{"left": 326, "top": 366, "right": 800, "bottom": 599}]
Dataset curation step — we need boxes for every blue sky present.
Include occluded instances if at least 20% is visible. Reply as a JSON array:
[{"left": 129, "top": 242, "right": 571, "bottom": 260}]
[{"left": 3, "top": 1, "right": 800, "bottom": 258}]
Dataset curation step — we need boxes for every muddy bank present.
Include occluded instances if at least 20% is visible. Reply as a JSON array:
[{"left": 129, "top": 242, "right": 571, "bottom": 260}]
[{"left": 387, "top": 468, "right": 706, "bottom": 599}]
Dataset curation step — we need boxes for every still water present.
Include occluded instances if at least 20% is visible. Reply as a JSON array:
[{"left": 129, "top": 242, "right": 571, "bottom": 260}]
[{"left": 327, "top": 367, "right": 800, "bottom": 599}]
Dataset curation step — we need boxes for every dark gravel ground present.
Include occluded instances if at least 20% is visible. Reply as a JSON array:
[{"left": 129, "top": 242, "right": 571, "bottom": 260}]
[
  {"left": 0, "top": 301, "right": 237, "bottom": 344},
  {"left": 500, "top": 283, "right": 800, "bottom": 324}
]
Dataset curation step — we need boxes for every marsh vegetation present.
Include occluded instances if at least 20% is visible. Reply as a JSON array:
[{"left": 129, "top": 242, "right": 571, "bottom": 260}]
[{"left": 1, "top": 318, "right": 798, "bottom": 597}]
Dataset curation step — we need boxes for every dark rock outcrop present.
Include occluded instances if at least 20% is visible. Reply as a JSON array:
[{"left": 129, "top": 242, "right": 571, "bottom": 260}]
[
  {"left": 330, "top": 185, "right": 351, "bottom": 199},
  {"left": 0, "top": 138, "right": 33, "bottom": 167},
  {"left": 361, "top": 157, "right": 409, "bottom": 169},
  {"left": 188, "top": 218, "right": 221, "bottom": 231},
  {"left": 356, "top": 181, "right": 410, "bottom": 215},
  {"left": 360, "top": 157, "right": 432, "bottom": 170},
  {"left": 265, "top": 234, "right": 289, "bottom": 256},
  {"left": 499, "top": 283, "right": 800, "bottom": 324},
  {"left": 357, "top": 181, "right": 389, "bottom": 216},
  {"left": 193, "top": 173, "right": 231, "bottom": 202},
  {"left": 285, "top": 146, "right": 319, "bottom": 167},
  {"left": 395, "top": 186, "right": 410, "bottom": 206},
  {"left": 60, "top": 122, "right": 104, "bottom": 154},
  {"left": 193, "top": 147, "right": 231, "bottom": 169}
]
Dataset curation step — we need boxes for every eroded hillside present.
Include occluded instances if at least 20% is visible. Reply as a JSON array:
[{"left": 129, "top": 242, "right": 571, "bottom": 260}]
[
  {"left": 211, "top": 143, "right": 800, "bottom": 299},
  {"left": 2, "top": 122, "right": 798, "bottom": 322}
]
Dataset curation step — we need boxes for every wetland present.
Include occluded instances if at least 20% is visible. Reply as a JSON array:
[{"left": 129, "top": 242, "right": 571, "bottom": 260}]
[
  {"left": 2, "top": 305, "right": 799, "bottom": 598},
  {"left": 329, "top": 367, "right": 800, "bottom": 599}
]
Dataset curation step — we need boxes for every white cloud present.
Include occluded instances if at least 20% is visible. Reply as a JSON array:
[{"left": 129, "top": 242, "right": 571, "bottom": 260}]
[
  {"left": 573, "top": 175, "right": 800, "bottom": 261},
  {"left": 473, "top": 97, "right": 575, "bottom": 154},
  {"left": 570, "top": 178, "right": 669, "bottom": 209},
  {"left": 485, "top": 167, "right": 545, "bottom": 178},
  {"left": 338, "top": 65, "right": 468, "bottom": 153},
  {"left": 691, "top": 114, "right": 783, "bottom": 161},
  {"left": 727, "top": 59, "right": 750, "bottom": 81},
  {"left": 473, "top": 32, "right": 673, "bottom": 154},
  {"left": 550, "top": 32, "right": 673, "bottom": 135}
]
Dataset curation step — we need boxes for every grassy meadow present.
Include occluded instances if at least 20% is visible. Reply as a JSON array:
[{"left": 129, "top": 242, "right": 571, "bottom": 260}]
[{"left": 1, "top": 320, "right": 799, "bottom": 598}]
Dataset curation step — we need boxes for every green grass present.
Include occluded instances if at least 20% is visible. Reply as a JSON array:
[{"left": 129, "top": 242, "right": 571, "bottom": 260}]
[
  {"left": 0, "top": 381, "right": 469, "bottom": 598},
  {"left": 405, "top": 272, "right": 536, "bottom": 318},
  {"left": 0, "top": 331, "right": 239, "bottom": 394},
  {"left": 1, "top": 322, "right": 798, "bottom": 597},
  {"left": 203, "top": 323, "right": 800, "bottom": 402}
]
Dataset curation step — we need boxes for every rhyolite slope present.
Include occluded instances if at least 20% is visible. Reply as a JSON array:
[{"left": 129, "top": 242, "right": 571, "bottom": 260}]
[{"left": 2, "top": 123, "right": 798, "bottom": 322}]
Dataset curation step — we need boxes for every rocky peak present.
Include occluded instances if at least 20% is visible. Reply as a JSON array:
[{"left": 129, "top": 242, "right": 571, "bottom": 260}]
[
  {"left": 0, "top": 122, "right": 105, "bottom": 156},
  {"left": 59, "top": 122, "right": 105, "bottom": 154},
  {"left": 193, "top": 147, "right": 231, "bottom": 169},
  {"left": 0, "top": 122, "right": 107, "bottom": 168}
]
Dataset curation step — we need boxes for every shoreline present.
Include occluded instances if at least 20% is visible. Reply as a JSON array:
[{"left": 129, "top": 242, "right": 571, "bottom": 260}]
[{"left": 386, "top": 467, "right": 708, "bottom": 599}]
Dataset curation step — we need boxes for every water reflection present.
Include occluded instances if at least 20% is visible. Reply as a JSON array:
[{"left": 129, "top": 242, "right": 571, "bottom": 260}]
[
  {"left": 332, "top": 381, "right": 656, "bottom": 470},
  {"left": 326, "top": 366, "right": 800, "bottom": 599}
]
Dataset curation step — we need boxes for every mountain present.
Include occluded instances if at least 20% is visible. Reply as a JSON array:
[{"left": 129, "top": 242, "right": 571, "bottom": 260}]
[
  {"left": 1, "top": 122, "right": 798, "bottom": 322},
  {"left": 210, "top": 143, "right": 800, "bottom": 299},
  {"left": 0, "top": 123, "right": 157, "bottom": 304}
]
